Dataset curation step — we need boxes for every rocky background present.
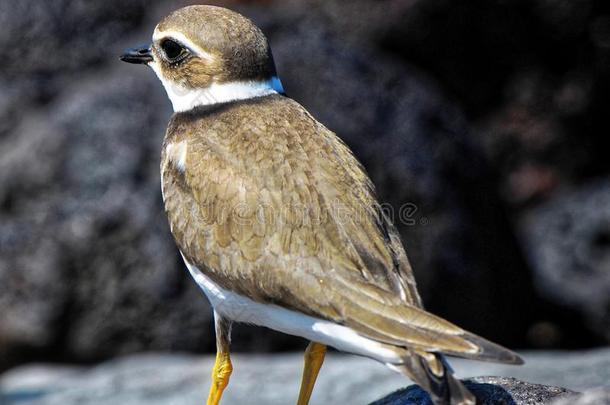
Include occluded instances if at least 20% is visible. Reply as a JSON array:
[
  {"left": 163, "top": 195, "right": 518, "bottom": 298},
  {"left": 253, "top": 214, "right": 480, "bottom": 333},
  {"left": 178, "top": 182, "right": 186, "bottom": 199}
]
[{"left": 1, "top": 0, "right": 610, "bottom": 373}]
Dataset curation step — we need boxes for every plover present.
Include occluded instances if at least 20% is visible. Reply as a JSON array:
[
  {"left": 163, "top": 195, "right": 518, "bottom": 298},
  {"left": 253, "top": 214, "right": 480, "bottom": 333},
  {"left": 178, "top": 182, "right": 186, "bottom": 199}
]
[{"left": 120, "top": 5, "right": 522, "bottom": 405}]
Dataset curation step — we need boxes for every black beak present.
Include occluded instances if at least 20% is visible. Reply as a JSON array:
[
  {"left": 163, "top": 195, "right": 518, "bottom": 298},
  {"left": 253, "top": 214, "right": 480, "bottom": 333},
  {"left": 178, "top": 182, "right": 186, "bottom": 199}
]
[{"left": 120, "top": 45, "right": 153, "bottom": 64}]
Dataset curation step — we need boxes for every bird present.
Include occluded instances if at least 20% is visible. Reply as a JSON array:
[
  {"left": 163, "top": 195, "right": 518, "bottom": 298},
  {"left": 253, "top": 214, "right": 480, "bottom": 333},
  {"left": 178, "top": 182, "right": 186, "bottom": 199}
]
[{"left": 120, "top": 5, "right": 523, "bottom": 405}]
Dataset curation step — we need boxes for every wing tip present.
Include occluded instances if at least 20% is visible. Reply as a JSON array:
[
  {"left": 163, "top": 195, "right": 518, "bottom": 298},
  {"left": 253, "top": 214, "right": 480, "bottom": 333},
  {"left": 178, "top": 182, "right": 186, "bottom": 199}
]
[{"left": 464, "top": 333, "right": 525, "bottom": 365}]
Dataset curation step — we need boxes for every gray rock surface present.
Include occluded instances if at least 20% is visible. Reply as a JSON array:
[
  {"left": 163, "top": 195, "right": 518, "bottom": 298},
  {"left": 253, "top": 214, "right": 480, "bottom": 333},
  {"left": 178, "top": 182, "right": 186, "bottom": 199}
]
[
  {"left": 553, "top": 389, "right": 610, "bottom": 405},
  {"left": 1, "top": 349, "right": 609, "bottom": 405}
]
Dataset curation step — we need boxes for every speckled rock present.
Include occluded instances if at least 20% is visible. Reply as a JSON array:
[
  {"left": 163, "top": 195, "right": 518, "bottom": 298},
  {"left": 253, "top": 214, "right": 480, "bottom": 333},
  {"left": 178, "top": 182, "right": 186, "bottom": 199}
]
[
  {"left": 553, "top": 389, "right": 610, "bottom": 405},
  {"left": 372, "top": 377, "right": 574, "bottom": 405}
]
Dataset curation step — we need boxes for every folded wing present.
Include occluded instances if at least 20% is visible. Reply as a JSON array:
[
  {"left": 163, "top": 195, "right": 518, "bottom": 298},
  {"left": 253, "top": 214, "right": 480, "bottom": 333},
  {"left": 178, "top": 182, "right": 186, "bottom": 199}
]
[{"left": 162, "top": 95, "right": 521, "bottom": 364}]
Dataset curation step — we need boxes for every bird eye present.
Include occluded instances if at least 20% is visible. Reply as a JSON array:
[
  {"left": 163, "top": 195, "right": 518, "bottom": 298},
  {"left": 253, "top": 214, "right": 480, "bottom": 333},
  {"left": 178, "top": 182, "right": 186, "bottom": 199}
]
[{"left": 161, "top": 39, "right": 188, "bottom": 62}]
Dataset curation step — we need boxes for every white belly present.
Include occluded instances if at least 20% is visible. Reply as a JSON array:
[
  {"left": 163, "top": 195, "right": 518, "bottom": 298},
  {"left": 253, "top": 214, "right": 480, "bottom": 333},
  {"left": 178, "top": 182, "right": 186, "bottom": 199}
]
[{"left": 181, "top": 256, "right": 402, "bottom": 365}]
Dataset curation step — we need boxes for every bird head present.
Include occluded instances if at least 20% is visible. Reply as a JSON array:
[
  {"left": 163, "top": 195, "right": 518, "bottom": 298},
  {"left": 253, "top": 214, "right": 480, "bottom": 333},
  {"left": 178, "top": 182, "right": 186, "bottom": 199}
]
[{"left": 120, "top": 5, "right": 283, "bottom": 112}]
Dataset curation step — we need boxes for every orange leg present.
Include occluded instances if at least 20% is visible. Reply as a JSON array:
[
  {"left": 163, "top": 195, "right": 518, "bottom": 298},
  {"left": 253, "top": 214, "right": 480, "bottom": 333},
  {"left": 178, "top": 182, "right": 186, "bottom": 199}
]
[
  {"left": 296, "top": 342, "right": 327, "bottom": 405},
  {"left": 206, "top": 312, "right": 233, "bottom": 405}
]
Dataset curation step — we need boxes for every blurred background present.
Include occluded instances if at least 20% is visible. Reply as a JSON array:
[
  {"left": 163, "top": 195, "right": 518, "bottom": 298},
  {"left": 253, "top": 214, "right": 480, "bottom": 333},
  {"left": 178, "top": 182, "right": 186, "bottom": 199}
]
[{"left": 1, "top": 0, "right": 610, "bottom": 375}]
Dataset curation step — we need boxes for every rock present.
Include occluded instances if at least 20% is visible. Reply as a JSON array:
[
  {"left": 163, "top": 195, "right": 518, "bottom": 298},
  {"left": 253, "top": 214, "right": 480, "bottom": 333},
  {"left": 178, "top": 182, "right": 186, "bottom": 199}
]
[
  {"left": 371, "top": 377, "right": 574, "bottom": 405},
  {"left": 0, "top": 66, "right": 216, "bottom": 363},
  {"left": 554, "top": 389, "right": 610, "bottom": 405},
  {"left": 520, "top": 180, "right": 610, "bottom": 341},
  {"left": 2, "top": 350, "right": 610, "bottom": 405},
  {"left": 0, "top": 0, "right": 148, "bottom": 75},
  {"left": 0, "top": 0, "right": 150, "bottom": 122},
  {"left": 369, "top": 0, "right": 610, "bottom": 346}
]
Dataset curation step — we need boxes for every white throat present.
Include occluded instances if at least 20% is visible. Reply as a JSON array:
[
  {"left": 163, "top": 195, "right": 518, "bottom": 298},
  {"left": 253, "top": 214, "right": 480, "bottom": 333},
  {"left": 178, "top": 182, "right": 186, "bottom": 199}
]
[{"left": 150, "top": 62, "right": 284, "bottom": 112}]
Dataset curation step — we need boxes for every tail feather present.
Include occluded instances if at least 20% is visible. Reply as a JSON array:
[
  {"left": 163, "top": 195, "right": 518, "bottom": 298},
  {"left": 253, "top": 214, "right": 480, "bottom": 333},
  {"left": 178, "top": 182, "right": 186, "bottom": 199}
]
[
  {"left": 445, "top": 331, "right": 524, "bottom": 365},
  {"left": 393, "top": 351, "right": 475, "bottom": 405}
]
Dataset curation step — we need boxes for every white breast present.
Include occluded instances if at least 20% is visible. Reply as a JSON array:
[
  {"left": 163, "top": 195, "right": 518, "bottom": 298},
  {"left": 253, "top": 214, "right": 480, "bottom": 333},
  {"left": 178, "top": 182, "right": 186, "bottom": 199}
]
[{"left": 181, "top": 255, "right": 403, "bottom": 365}]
